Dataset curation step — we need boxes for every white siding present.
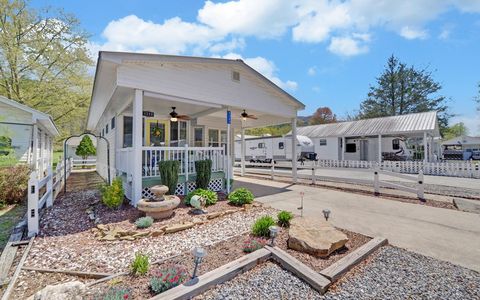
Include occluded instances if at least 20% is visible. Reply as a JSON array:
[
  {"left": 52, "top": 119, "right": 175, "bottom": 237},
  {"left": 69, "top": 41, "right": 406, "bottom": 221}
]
[
  {"left": 117, "top": 63, "right": 297, "bottom": 118},
  {"left": 313, "top": 137, "right": 339, "bottom": 160}
]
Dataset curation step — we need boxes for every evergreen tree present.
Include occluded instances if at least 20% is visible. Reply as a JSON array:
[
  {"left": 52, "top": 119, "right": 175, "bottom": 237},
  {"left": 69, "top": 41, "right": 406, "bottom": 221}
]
[
  {"left": 359, "top": 55, "right": 450, "bottom": 133},
  {"left": 75, "top": 135, "right": 96, "bottom": 165}
]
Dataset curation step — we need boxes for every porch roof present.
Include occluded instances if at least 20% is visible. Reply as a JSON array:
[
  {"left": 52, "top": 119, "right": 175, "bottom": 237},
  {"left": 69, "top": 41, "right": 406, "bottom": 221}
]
[{"left": 87, "top": 51, "right": 305, "bottom": 131}]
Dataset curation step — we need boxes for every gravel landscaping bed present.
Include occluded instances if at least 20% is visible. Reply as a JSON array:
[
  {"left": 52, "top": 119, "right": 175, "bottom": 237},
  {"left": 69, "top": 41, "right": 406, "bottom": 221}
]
[
  {"left": 197, "top": 261, "right": 322, "bottom": 300},
  {"left": 25, "top": 189, "right": 274, "bottom": 273},
  {"left": 326, "top": 246, "right": 480, "bottom": 300}
]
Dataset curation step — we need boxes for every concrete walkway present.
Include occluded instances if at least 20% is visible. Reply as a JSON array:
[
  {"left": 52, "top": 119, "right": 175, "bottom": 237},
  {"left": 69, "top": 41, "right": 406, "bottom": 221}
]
[{"left": 233, "top": 177, "right": 480, "bottom": 272}]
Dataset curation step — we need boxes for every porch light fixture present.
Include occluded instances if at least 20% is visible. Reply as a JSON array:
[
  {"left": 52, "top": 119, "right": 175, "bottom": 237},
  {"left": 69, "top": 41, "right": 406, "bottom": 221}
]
[
  {"left": 269, "top": 225, "right": 279, "bottom": 246},
  {"left": 323, "top": 209, "right": 331, "bottom": 221},
  {"left": 170, "top": 107, "right": 178, "bottom": 122},
  {"left": 185, "top": 247, "right": 206, "bottom": 286}
]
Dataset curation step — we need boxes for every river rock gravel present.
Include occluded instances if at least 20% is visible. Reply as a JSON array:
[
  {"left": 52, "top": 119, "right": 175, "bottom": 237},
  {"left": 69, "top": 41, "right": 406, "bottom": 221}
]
[
  {"left": 325, "top": 246, "right": 480, "bottom": 300},
  {"left": 197, "top": 261, "right": 322, "bottom": 300},
  {"left": 198, "top": 246, "right": 480, "bottom": 300}
]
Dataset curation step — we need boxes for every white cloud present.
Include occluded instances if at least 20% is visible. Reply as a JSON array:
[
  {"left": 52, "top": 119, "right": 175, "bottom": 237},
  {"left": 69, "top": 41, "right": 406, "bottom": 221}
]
[
  {"left": 91, "top": 0, "right": 480, "bottom": 58},
  {"left": 328, "top": 34, "right": 370, "bottom": 56},
  {"left": 400, "top": 26, "right": 428, "bottom": 40},
  {"left": 312, "top": 86, "right": 321, "bottom": 93},
  {"left": 222, "top": 53, "right": 298, "bottom": 91},
  {"left": 307, "top": 66, "right": 317, "bottom": 76},
  {"left": 198, "top": 0, "right": 298, "bottom": 38}
]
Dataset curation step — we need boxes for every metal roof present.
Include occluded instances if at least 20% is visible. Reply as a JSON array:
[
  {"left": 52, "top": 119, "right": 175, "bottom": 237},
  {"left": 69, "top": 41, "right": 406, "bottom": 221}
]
[
  {"left": 294, "top": 111, "right": 439, "bottom": 138},
  {"left": 442, "top": 135, "right": 480, "bottom": 145}
]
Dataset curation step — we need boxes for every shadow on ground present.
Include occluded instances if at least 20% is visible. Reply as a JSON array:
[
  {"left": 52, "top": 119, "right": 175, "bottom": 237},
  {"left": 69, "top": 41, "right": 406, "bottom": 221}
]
[{"left": 232, "top": 180, "right": 291, "bottom": 198}]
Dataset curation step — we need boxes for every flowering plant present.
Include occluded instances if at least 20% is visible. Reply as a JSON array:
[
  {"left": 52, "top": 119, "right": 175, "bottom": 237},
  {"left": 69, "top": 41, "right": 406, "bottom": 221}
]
[
  {"left": 98, "top": 287, "right": 131, "bottom": 300},
  {"left": 242, "top": 237, "right": 267, "bottom": 253},
  {"left": 150, "top": 264, "right": 189, "bottom": 294}
]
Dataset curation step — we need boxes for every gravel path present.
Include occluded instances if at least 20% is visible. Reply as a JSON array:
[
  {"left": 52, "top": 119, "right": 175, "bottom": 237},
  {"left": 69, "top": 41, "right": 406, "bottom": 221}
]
[
  {"left": 198, "top": 246, "right": 480, "bottom": 300},
  {"left": 197, "top": 262, "right": 321, "bottom": 300}
]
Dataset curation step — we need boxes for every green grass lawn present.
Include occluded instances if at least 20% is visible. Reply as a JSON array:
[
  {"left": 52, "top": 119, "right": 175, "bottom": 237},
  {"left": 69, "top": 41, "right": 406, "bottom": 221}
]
[
  {"left": 0, "top": 203, "right": 26, "bottom": 251},
  {"left": 52, "top": 150, "right": 63, "bottom": 169}
]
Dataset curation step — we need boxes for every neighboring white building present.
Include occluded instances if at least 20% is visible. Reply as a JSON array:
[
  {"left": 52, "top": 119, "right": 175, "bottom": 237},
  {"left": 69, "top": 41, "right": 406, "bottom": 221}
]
[
  {"left": 86, "top": 51, "right": 304, "bottom": 205},
  {"left": 441, "top": 135, "right": 480, "bottom": 160},
  {"left": 293, "top": 111, "right": 441, "bottom": 162},
  {"left": 0, "top": 96, "right": 59, "bottom": 175}
]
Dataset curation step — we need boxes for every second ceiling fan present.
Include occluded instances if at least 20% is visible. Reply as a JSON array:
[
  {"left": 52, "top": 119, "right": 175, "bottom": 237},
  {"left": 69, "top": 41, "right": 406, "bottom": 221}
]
[
  {"left": 241, "top": 109, "right": 257, "bottom": 120},
  {"left": 169, "top": 107, "right": 191, "bottom": 122}
]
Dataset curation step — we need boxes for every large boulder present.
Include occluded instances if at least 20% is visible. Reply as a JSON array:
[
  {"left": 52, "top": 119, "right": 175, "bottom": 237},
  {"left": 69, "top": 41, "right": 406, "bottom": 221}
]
[
  {"left": 288, "top": 217, "right": 348, "bottom": 257},
  {"left": 28, "top": 281, "right": 85, "bottom": 300}
]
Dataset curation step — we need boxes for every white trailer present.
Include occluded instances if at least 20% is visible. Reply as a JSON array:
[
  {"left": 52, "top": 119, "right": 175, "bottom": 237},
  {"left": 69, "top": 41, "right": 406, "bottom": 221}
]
[{"left": 234, "top": 135, "right": 315, "bottom": 162}]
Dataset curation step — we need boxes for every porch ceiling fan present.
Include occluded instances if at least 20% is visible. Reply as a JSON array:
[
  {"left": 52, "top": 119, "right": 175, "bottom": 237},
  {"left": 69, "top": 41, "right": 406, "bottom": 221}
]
[
  {"left": 169, "top": 107, "right": 191, "bottom": 122},
  {"left": 241, "top": 109, "right": 257, "bottom": 121}
]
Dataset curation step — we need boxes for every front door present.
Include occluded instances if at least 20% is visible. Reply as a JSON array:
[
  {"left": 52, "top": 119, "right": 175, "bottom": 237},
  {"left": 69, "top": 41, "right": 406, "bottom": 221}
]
[{"left": 145, "top": 119, "right": 169, "bottom": 146}]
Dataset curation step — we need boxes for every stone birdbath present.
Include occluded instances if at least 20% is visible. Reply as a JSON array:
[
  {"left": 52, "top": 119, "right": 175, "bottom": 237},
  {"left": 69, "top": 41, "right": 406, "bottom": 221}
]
[{"left": 137, "top": 185, "right": 180, "bottom": 220}]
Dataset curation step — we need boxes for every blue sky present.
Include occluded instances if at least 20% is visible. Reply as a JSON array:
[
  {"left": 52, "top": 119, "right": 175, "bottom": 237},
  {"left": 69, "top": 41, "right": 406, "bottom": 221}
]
[{"left": 32, "top": 0, "right": 480, "bottom": 134}]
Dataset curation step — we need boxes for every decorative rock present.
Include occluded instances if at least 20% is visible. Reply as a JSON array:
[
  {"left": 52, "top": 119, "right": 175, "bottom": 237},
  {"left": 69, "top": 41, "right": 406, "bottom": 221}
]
[
  {"left": 150, "top": 230, "right": 164, "bottom": 237},
  {"left": 164, "top": 222, "right": 194, "bottom": 234},
  {"left": 28, "top": 281, "right": 85, "bottom": 300},
  {"left": 206, "top": 212, "right": 222, "bottom": 220},
  {"left": 288, "top": 217, "right": 348, "bottom": 257}
]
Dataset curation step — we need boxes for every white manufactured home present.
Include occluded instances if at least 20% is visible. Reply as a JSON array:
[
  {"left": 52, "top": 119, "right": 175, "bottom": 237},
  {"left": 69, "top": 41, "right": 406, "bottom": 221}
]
[
  {"left": 234, "top": 135, "right": 315, "bottom": 162},
  {"left": 0, "top": 96, "right": 59, "bottom": 175},
  {"left": 294, "top": 111, "right": 441, "bottom": 162},
  {"left": 87, "top": 51, "right": 304, "bottom": 205}
]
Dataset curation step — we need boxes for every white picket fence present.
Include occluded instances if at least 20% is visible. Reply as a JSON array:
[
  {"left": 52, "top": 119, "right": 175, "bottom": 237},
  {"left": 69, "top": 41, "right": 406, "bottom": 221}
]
[
  {"left": 315, "top": 159, "right": 480, "bottom": 179},
  {"left": 27, "top": 157, "right": 73, "bottom": 237},
  {"left": 72, "top": 158, "right": 97, "bottom": 169},
  {"left": 235, "top": 161, "right": 425, "bottom": 200}
]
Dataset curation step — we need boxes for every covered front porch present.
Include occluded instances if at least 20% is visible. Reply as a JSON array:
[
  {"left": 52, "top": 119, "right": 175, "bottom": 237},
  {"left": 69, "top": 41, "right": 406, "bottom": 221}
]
[{"left": 88, "top": 52, "right": 304, "bottom": 205}]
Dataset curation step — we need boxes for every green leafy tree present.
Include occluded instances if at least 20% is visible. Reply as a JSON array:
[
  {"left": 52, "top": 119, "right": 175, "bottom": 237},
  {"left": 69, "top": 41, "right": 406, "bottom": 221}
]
[
  {"left": 75, "top": 135, "right": 96, "bottom": 162},
  {"left": 443, "top": 122, "right": 469, "bottom": 140},
  {"left": 0, "top": 0, "right": 93, "bottom": 143},
  {"left": 359, "top": 55, "right": 450, "bottom": 133}
]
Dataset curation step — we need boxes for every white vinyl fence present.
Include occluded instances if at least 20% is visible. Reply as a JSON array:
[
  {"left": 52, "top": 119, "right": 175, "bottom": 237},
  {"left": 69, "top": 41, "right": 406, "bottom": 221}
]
[
  {"left": 315, "top": 159, "right": 480, "bottom": 179},
  {"left": 28, "top": 157, "right": 73, "bottom": 236},
  {"left": 72, "top": 158, "right": 97, "bottom": 169}
]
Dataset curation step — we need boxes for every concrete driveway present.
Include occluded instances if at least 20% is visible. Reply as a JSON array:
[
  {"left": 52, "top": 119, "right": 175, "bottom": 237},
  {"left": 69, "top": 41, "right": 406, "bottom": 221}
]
[{"left": 233, "top": 177, "right": 480, "bottom": 272}]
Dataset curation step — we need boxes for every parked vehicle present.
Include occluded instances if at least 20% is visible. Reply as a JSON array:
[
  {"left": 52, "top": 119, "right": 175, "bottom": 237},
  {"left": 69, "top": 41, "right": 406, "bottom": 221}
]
[{"left": 234, "top": 135, "right": 316, "bottom": 163}]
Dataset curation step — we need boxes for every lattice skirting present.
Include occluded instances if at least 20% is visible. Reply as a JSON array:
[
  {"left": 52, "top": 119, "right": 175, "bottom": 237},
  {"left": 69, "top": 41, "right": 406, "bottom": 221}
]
[
  {"left": 142, "top": 179, "right": 223, "bottom": 198},
  {"left": 208, "top": 178, "right": 223, "bottom": 192}
]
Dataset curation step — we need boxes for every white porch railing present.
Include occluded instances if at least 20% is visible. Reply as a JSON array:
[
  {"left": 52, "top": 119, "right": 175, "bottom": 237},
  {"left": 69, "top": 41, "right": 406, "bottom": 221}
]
[
  {"left": 142, "top": 146, "right": 225, "bottom": 178},
  {"left": 116, "top": 146, "right": 226, "bottom": 179}
]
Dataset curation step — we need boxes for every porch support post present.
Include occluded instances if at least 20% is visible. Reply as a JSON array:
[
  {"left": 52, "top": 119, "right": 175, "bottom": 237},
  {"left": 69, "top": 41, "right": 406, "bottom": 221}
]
[
  {"left": 341, "top": 137, "right": 345, "bottom": 161},
  {"left": 132, "top": 89, "right": 143, "bottom": 206},
  {"left": 291, "top": 117, "right": 298, "bottom": 183},
  {"left": 378, "top": 134, "right": 382, "bottom": 163},
  {"left": 226, "top": 109, "right": 232, "bottom": 193},
  {"left": 241, "top": 127, "right": 245, "bottom": 176},
  {"left": 32, "top": 121, "right": 38, "bottom": 174},
  {"left": 423, "top": 132, "right": 428, "bottom": 163}
]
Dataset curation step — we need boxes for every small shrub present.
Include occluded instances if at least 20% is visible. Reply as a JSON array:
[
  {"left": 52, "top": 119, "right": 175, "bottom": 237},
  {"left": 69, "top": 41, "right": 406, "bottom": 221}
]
[
  {"left": 150, "top": 265, "right": 189, "bottom": 294},
  {"left": 251, "top": 215, "right": 276, "bottom": 237},
  {"left": 130, "top": 252, "right": 149, "bottom": 276},
  {"left": 0, "top": 165, "right": 29, "bottom": 206},
  {"left": 277, "top": 210, "right": 293, "bottom": 227},
  {"left": 243, "top": 237, "right": 267, "bottom": 253},
  {"left": 184, "top": 189, "right": 217, "bottom": 206},
  {"left": 135, "top": 216, "right": 154, "bottom": 229},
  {"left": 159, "top": 161, "right": 180, "bottom": 195},
  {"left": 101, "top": 177, "right": 124, "bottom": 209},
  {"left": 227, "top": 188, "right": 254, "bottom": 206},
  {"left": 195, "top": 159, "right": 212, "bottom": 189},
  {"left": 98, "top": 287, "right": 132, "bottom": 300}
]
